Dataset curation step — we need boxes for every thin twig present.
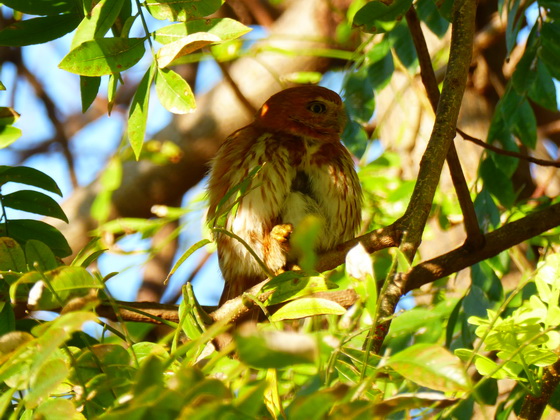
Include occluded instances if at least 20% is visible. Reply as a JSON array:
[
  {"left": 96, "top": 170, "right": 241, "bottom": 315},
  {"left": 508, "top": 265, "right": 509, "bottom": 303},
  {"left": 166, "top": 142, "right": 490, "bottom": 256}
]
[{"left": 457, "top": 128, "right": 560, "bottom": 168}]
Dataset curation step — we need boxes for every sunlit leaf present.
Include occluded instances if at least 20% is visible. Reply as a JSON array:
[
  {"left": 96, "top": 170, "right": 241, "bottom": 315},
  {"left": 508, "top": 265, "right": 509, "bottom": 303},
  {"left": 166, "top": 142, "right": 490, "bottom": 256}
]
[
  {"left": 71, "top": 0, "right": 125, "bottom": 48},
  {"left": 235, "top": 326, "right": 317, "bottom": 368},
  {"left": 128, "top": 64, "right": 156, "bottom": 159},
  {"left": 157, "top": 32, "right": 221, "bottom": 68},
  {"left": 155, "top": 67, "right": 196, "bottom": 114},
  {"left": 263, "top": 272, "right": 337, "bottom": 305},
  {"left": 34, "top": 399, "right": 83, "bottom": 420},
  {"left": 0, "top": 108, "right": 20, "bottom": 125},
  {"left": 166, "top": 239, "right": 211, "bottom": 283},
  {"left": 25, "top": 358, "right": 69, "bottom": 408},
  {"left": 0, "top": 126, "right": 22, "bottom": 148},
  {"left": 59, "top": 37, "right": 146, "bottom": 77},
  {"left": 28, "top": 266, "right": 101, "bottom": 310},
  {"left": 388, "top": 344, "right": 470, "bottom": 392},
  {"left": 270, "top": 297, "right": 346, "bottom": 321},
  {"left": 154, "top": 18, "right": 251, "bottom": 44},
  {"left": 0, "top": 237, "right": 26, "bottom": 272},
  {"left": 25, "top": 240, "right": 59, "bottom": 272}
]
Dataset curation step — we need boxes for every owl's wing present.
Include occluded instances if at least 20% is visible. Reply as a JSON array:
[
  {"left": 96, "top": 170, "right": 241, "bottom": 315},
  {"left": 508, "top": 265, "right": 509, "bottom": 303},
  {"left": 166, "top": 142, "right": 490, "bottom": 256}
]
[
  {"left": 305, "top": 142, "right": 362, "bottom": 250},
  {"left": 207, "top": 126, "right": 293, "bottom": 300}
]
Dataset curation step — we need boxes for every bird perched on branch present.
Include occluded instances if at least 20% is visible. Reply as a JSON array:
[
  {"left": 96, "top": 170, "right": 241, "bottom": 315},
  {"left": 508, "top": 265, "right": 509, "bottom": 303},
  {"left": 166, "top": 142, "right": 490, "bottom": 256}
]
[{"left": 207, "top": 86, "right": 362, "bottom": 305}]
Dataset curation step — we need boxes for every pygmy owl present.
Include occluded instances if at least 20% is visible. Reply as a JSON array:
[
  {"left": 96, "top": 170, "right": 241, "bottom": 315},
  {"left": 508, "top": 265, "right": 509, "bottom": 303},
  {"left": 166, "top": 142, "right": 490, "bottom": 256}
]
[{"left": 207, "top": 86, "right": 362, "bottom": 304}]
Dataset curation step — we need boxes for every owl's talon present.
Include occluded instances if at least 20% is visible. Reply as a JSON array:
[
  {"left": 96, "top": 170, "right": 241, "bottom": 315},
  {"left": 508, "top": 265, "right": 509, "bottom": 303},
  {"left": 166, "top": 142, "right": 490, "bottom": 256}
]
[{"left": 271, "top": 223, "right": 293, "bottom": 243}]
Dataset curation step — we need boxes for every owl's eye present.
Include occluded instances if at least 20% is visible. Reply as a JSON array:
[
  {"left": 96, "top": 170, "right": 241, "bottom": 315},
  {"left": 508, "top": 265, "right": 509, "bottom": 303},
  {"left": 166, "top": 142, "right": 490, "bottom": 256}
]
[{"left": 307, "top": 101, "right": 327, "bottom": 114}]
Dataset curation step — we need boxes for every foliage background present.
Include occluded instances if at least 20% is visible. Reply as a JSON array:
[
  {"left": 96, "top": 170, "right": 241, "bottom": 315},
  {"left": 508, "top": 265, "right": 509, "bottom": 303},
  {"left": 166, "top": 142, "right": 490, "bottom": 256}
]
[{"left": 1, "top": 0, "right": 560, "bottom": 418}]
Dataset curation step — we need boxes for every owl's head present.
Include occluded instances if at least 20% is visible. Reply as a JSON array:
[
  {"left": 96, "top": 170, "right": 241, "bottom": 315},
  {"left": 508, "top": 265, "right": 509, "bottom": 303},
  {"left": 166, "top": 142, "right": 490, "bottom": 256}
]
[{"left": 255, "top": 86, "right": 347, "bottom": 142}]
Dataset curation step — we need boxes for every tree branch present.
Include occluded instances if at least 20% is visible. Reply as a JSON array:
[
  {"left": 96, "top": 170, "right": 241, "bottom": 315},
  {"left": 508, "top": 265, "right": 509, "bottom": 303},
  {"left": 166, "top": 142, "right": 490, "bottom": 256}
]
[
  {"left": 87, "top": 201, "right": 560, "bottom": 326},
  {"left": 403, "top": 202, "right": 560, "bottom": 292},
  {"left": 519, "top": 357, "right": 560, "bottom": 420},
  {"left": 362, "top": 0, "right": 478, "bottom": 353},
  {"left": 397, "top": 0, "right": 477, "bottom": 255},
  {"left": 405, "top": 7, "right": 485, "bottom": 249}
]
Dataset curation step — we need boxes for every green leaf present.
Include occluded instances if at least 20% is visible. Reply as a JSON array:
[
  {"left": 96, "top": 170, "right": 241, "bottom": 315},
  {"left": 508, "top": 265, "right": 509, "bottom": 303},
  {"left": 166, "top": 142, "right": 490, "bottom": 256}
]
[
  {"left": 0, "top": 125, "right": 22, "bottom": 148},
  {"left": 474, "top": 355, "right": 522, "bottom": 379},
  {"left": 0, "top": 0, "right": 79, "bottom": 15},
  {"left": 34, "top": 399, "right": 81, "bottom": 420},
  {"left": 71, "top": 0, "right": 125, "bottom": 49},
  {"left": 528, "top": 60, "right": 558, "bottom": 111},
  {"left": 145, "top": 0, "right": 223, "bottom": 21},
  {"left": 107, "top": 73, "right": 118, "bottom": 114},
  {"left": 471, "top": 261, "right": 503, "bottom": 302},
  {"left": 262, "top": 272, "right": 338, "bottom": 306},
  {"left": 25, "top": 358, "right": 69, "bottom": 409},
  {"left": 0, "top": 237, "right": 26, "bottom": 271},
  {"left": 155, "top": 67, "right": 196, "bottom": 114},
  {"left": 539, "top": 0, "right": 560, "bottom": 18},
  {"left": 128, "top": 64, "right": 155, "bottom": 159},
  {"left": 344, "top": 69, "right": 375, "bottom": 124},
  {"left": 0, "top": 302, "right": 15, "bottom": 336},
  {"left": 157, "top": 32, "right": 221, "bottom": 68},
  {"left": 366, "top": 40, "right": 394, "bottom": 90},
  {"left": 281, "top": 71, "right": 323, "bottom": 84},
  {"left": 463, "top": 285, "right": 492, "bottom": 317},
  {"left": 0, "top": 14, "right": 81, "bottom": 46},
  {"left": 486, "top": 113, "right": 518, "bottom": 177},
  {"left": 505, "top": 0, "right": 523, "bottom": 55},
  {"left": 540, "top": 22, "right": 560, "bottom": 80},
  {"left": 511, "top": 99, "right": 537, "bottom": 149},
  {"left": 132, "top": 355, "right": 164, "bottom": 395},
  {"left": 270, "top": 297, "right": 346, "bottom": 321},
  {"left": 0, "top": 388, "right": 15, "bottom": 419},
  {"left": 353, "top": 0, "right": 414, "bottom": 33},
  {"left": 0, "top": 219, "right": 71, "bottom": 258},
  {"left": 387, "top": 343, "right": 470, "bottom": 392},
  {"left": 71, "top": 237, "right": 105, "bottom": 267},
  {"left": 235, "top": 327, "right": 317, "bottom": 368},
  {"left": 28, "top": 266, "right": 101, "bottom": 310},
  {"left": 0, "top": 166, "right": 62, "bottom": 195},
  {"left": 479, "top": 158, "right": 516, "bottom": 208},
  {"left": 535, "top": 254, "right": 560, "bottom": 286},
  {"left": 166, "top": 238, "right": 211, "bottom": 282},
  {"left": 112, "top": 0, "right": 133, "bottom": 37},
  {"left": 59, "top": 37, "right": 146, "bottom": 77},
  {"left": 80, "top": 76, "right": 102, "bottom": 113},
  {"left": 512, "top": 25, "right": 539, "bottom": 96},
  {"left": 389, "top": 22, "right": 418, "bottom": 69},
  {"left": 154, "top": 18, "right": 252, "bottom": 44},
  {"left": 0, "top": 107, "right": 20, "bottom": 125},
  {"left": 25, "top": 239, "right": 59, "bottom": 272},
  {"left": 416, "top": 0, "right": 449, "bottom": 38},
  {"left": 2, "top": 190, "right": 69, "bottom": 222}
]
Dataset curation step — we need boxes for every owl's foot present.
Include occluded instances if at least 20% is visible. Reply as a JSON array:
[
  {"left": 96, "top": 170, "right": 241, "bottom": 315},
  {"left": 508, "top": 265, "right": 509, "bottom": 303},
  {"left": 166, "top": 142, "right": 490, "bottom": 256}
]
[{"left": 271, "top": 223, "right": 293, "bottom": 243}]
